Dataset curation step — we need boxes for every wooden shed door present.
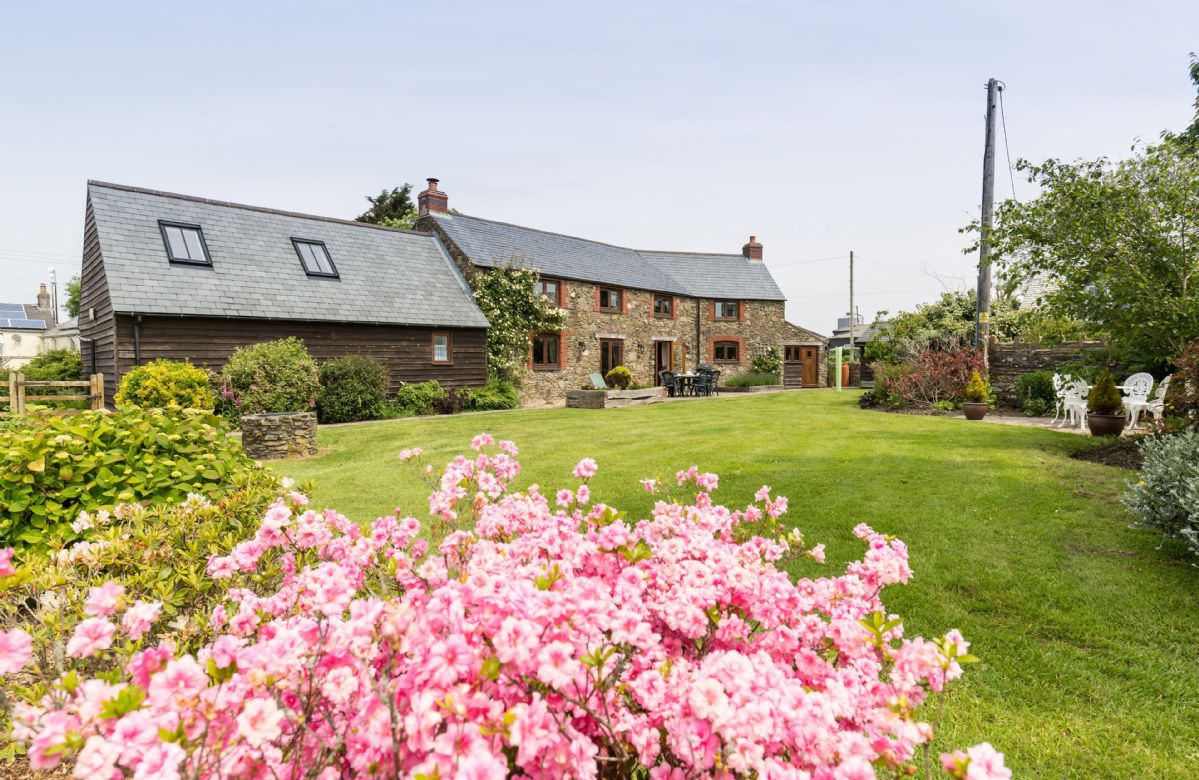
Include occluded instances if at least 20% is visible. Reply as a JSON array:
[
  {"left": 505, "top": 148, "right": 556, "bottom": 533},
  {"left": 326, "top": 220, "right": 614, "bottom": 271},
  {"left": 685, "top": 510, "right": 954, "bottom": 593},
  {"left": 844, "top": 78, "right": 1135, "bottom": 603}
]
[{"left": 801, "top": 346, "right": 819, "bottom": 387}]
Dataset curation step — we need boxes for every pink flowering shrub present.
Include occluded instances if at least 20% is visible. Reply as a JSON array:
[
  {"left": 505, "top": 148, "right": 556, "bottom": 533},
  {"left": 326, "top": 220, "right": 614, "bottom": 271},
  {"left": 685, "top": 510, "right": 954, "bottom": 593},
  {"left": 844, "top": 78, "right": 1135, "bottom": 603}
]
[{"left": 0, "top": 436, "right": 1008, "bottom": 779}]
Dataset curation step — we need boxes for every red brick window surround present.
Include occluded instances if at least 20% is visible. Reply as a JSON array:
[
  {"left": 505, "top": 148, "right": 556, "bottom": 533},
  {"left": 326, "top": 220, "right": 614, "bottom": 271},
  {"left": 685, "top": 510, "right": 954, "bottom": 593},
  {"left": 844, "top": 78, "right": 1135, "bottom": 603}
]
[
  {"left": 531, "top": 332, "right": 561, "bottom": 370},
  {"left": 536, "top": 277, "right": 564, "bottom": 308},
  {"left": 712, "top": 300, "right": 741, "bottom": 321},
  {"left": 653, "top": 293, "right": 676, "bottom": 319},
  {"left": 597, "top": 286, "right": 623, "bottom": 313},
  {"left": 432, "top": 332, "right": 453, "bottom": 364},
  {"left": 710, "top": 336, "right": 744, "bottom": 364}
]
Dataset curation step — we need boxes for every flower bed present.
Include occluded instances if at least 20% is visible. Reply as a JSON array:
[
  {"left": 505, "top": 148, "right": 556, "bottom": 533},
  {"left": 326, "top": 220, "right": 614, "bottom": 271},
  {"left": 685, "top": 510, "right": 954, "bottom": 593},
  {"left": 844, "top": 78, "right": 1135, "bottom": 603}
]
[{"left": 0, "top": 437, "right": 1006, "bottom": 779}]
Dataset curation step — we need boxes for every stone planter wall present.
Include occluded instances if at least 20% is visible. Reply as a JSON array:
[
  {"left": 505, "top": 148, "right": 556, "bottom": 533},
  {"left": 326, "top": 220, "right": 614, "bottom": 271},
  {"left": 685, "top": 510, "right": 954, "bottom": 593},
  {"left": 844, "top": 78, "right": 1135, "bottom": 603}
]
[
  {"left": 717, "top": 384, "right": 785, "bottom": 393},
  {"left": 988, "top": 339, "right": 1106, "bottom": 403},
  {"left": 241, "top": 412, "right": 318, "bottom": 460},
  {"left": 565, "top": 387, "right": 664, "bottom": 409}
]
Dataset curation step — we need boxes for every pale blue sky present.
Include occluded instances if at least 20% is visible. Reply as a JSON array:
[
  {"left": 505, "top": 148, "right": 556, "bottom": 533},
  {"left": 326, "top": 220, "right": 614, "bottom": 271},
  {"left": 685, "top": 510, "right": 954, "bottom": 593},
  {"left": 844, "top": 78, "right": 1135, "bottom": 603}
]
[{"left": 1, "top": 1, "right": 1196, "bottom": 333}]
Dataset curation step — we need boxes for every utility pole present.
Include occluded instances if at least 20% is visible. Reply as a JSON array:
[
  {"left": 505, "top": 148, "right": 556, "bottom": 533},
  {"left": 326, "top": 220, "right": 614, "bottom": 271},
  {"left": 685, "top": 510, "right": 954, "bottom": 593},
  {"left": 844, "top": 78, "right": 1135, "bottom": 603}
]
[
  {"left": 848, "top": 250, "right": 855, "bottom": 350},
  {"left": 48, "top": 267, "right": 59, "bottom": 324},
  {"left": 975, "top": 78, "right": 999, "bottom": 355}
]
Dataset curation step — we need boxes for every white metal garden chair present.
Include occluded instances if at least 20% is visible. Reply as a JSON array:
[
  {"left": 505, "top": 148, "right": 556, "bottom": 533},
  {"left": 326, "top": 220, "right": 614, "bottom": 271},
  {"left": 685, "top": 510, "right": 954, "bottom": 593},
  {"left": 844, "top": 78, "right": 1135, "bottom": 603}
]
[
  {"left": 1142, "top": 374, "right": 1173, "bottom": 426},
  {"left": 1120, "top": 372, "right": 1155, "bottom": 428},
  {"left": 1060, "top": 378, "right": 1090, "bottom": 429},
  {"left": 1050, "top": 373, "right": 1065, "bottom": 424}
]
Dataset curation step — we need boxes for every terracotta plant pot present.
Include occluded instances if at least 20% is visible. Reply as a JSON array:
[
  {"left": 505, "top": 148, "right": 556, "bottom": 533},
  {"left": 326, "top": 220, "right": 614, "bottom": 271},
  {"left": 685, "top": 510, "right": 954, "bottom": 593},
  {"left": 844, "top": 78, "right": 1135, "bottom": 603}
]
[
  {"left": 963, "top": 402, "right": 988, "bottom": 420},
  {"left": 1086, "top": 413, "right": 1125, "bottom": 437}
]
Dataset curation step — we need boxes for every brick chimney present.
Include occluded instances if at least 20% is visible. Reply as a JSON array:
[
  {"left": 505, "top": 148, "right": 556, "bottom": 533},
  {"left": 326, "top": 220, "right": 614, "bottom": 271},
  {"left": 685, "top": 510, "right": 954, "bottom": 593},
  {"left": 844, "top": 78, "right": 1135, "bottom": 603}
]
[
  {"left": 742, "top": 235, "right": 763, "bottom": 261},
  {"left": 418, "top": 177, "right": 448, "bottom": 216},
  {"left": 37, "top": 283, "right": 51, "bottom": 310}
]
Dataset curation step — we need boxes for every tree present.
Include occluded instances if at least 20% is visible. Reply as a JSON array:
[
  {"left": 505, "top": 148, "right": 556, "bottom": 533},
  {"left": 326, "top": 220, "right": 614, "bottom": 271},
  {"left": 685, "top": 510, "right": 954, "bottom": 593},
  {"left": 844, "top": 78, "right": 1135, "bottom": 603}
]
[
  {"left": 356, "top": 185, "right": 416, "bottom": 227},
  {"left": 64, "top": 275, "right": 81, "bottom": 318},
  {"left": 863, "top": 290, "right": 1079, "bottom": 364},
  {"left": 976, "top": 145, "right": 1199, "bottom": 370},
  {"left": 468, "top": 264, "right": 565, "bottom": 379},
  {"left": 1161, "top": 53, "right": 1199, "bottom": 152}
]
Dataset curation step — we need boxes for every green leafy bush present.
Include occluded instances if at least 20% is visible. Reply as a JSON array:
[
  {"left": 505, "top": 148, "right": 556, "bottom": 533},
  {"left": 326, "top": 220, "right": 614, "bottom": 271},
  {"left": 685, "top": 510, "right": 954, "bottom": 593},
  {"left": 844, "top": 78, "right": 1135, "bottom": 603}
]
[
  {"left": 316, "top": 355, "right": 389, "bottom": 424},
  {"left": 964, "top": 370, "right": 989, "bottom": 403},
  {"left": 750, "top": 346, "right": 782, "bottom": 375},
  {"left": 432, "top": 386, "right": 471, "bottom": 415},
  {"left": 1088, "top": 368, "right": 1124, "bottom": 415},
  {"left": 724, "top": 372, "right": 781, "bottom": 388},
  {"left": 466, "top": 378, "right": 519, "bottom": 411},
  {"left": 1016, "top": 370, "right": 1056, "bottom": 416},
  {"left": 1123, "top": 432, "right": 1199, "bottom": 557},
  {"left": 394, "top": 380, "right": 446, "bottom": 416},
  {"left": 219, "top": 338, "right": 319, "bottom": 423},
  {"left": 115, "top": 359, "right": 215, "bottom": 411},
  {"left": 15, "top": 350, "right": 87, "bottom": 409},
  {"left": 0, "top": 408, "right": 259, "bottom": 551},
  {"left": 605, "top": 365, "right": 633, "bottom": 390}
]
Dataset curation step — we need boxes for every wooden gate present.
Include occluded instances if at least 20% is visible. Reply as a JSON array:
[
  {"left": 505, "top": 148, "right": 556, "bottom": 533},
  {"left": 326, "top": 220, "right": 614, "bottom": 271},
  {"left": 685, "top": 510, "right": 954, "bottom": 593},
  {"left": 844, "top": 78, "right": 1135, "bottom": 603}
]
[
  {"left": 4, "top": 373, "right": 106, "bottom": 413},
  {"left": 782, "top": 346, "right": 819, "bottom": 388}
]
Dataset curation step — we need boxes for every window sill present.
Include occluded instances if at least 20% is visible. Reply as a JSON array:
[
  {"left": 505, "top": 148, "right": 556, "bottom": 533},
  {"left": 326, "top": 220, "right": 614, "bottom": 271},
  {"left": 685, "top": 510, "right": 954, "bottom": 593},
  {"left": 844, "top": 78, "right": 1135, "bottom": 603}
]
[
  {"left": 598, "top": 308, "right": 622, "bottom": 314},
  {"left": 532, "top": 366, "right": 562, "bottom": 371},
  {"left": 431, "top": 361, "right": 453, "bottom": 366}
]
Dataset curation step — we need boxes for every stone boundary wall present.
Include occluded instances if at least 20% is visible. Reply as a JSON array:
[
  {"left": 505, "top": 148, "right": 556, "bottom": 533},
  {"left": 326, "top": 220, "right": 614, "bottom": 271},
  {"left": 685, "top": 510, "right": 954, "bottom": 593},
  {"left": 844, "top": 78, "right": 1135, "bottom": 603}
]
[
  {"left": 241, "top": 412, "right": 318, "bottom": 460},
  {"left": 988, "top": 339, "right": 1106, "bottom": 403}
]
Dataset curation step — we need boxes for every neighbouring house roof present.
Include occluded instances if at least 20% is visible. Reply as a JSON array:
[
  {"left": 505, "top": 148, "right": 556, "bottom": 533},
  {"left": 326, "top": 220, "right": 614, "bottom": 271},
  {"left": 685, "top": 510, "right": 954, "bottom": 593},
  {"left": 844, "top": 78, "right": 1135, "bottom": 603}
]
[
  {"left": 87, "top": 182, "right": 490, "bottom": 329},
  {"left": 42, "top": 316, "right": 79, "bottom": 338},
  {"left": 430, "top": 212, "right": 787, "bottom": 301},
  {"left": 0, "top": 302, "right": 51, "bottom": 331},
  {"left": 1014, "top": 272, "right": 1057, "bottom": 309}
]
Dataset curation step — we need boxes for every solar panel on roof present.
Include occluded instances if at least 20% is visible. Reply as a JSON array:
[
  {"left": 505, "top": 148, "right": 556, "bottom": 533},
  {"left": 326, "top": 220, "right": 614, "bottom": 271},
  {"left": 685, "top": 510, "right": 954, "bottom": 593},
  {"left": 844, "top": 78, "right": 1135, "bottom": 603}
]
[
  {"left": 0, "top": 304, "right": 25, "bottom": 313},
  {"left": 2, "top": 319, "right": 45, "bottom": 329}
]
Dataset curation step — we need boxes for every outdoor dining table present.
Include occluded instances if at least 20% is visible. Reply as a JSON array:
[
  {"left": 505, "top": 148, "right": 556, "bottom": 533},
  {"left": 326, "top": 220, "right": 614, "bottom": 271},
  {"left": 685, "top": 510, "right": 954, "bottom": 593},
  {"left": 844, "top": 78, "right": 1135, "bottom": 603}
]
[{"left": 673, "top": 373, "right": 699, "bottom": 396}]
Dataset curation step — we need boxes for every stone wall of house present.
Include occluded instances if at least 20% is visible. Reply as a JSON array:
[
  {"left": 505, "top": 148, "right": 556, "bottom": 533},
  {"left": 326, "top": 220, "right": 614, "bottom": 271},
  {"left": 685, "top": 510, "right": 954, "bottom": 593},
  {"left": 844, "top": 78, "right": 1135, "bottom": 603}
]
[
  {"left": 419, "top": 215, "right": 828, "bottom": 404},
  {"left": 988, "top": 338, "right": 1106, "bottom": 403}
]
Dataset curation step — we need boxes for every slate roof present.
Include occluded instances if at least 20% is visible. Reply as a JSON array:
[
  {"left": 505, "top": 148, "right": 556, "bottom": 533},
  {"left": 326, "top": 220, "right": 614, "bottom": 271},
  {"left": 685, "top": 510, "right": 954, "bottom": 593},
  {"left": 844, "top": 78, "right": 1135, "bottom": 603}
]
[
  {"left": 43, "top": 316, "right": 79, "bottom": 337},
  {"left": 431, "top": 212, "right": 787, "bottom": 301},
  {"left": 87, "top": 182, "right": 490, "bottom": 329}
]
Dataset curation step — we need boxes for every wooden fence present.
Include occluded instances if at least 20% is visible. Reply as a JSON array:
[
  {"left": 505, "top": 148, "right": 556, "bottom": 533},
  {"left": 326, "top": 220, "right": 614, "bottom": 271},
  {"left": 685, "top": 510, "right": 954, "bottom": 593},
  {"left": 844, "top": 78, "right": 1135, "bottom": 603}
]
[{"left": 3, "top": 373, "right": 105, "bottom": 413}]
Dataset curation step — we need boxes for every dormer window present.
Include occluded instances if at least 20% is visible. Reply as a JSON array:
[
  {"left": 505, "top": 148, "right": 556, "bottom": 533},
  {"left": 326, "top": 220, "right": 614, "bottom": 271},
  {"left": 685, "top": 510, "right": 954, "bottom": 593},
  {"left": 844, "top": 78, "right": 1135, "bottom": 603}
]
[
  {"left": 292, "top": 239, "right": 338, "bottom": 278},
  {"left": 159, "top": 221, "right": 211, "bottom": 266}
]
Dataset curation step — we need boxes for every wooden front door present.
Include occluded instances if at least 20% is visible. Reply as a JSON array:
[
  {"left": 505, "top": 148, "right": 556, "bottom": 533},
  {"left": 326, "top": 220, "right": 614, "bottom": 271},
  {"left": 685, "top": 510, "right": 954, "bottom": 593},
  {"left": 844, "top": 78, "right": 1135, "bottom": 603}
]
[
  {"left": 600, "top": 339, "right": 624, "bottom": 377},
  {"left": 654, "top": 341, "right": 674, "bottom": 383}
]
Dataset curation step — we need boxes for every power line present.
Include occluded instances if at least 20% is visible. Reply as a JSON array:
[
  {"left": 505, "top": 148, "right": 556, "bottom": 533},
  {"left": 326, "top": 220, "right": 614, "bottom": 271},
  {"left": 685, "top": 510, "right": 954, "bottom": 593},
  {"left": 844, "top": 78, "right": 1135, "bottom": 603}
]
[
  {"left": 769, "top": 254, "right": 848, "bottom": 268},
  {"left": 998, "top": 81, "right": 1017, "bottom": 201}
]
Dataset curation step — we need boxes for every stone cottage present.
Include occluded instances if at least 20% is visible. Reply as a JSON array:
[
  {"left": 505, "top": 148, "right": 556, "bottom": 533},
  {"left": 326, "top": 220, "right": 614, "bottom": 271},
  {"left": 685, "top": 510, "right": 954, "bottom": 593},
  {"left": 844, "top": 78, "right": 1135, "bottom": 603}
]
[{"left": 415, "top": 179, "right": 827, "bottom": 403}]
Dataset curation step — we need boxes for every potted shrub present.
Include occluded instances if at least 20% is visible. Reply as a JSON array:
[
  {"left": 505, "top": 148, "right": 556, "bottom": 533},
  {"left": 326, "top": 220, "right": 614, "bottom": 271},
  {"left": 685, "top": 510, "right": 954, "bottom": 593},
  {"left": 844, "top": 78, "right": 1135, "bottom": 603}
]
[
  {"left": 962, "top": 370, "right": 989, "bottom": 420},
  {"left": 1086, "top": 368, "right": 1126, "bottom": 437}
]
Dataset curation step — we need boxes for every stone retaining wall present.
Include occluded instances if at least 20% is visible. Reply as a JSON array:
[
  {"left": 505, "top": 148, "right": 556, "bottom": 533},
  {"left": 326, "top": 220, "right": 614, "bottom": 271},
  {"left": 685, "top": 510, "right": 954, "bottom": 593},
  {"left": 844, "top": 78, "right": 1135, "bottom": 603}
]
[
  {"left": 988, "top": 339, "right": 1106, "bottom": 402},
  {"left": 241, "top": 412, "right": 318, "bottom": 460}
]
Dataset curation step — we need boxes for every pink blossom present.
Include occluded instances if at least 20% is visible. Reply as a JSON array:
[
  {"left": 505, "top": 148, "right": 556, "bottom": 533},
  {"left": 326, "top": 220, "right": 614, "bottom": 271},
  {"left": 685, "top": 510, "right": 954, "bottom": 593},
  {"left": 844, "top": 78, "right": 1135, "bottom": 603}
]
[
  {"left": 809, "top": 543, "right": 826, "bottom": 563},
  {"left": 498, "top": 440, "right": 519, "bottom": 455},
  {"left": 965, "top": 743, "right": 1011, "bottom": 780},
  {"left": 0, "top": 546, "right": 15, "bottom": 577},
  {"left": 121, "top": 600, "right": 163, "bottom": 641},
  {"left": 576, "top": 484, "right": 591, "bottom": 505},
  {"left": 147, "top": 656, "right": 207, "bottom": 708},
  {"left": 556, "top": 489, "right": 574, "bottom": 508},
  {"left": 67, "top": 617, "right": 116, "bottom": 658},
  {"left": 133, "top": 742, "right": 185, "bottom": 780},
  {"left": 84, "top": 581, "right": 125, "bottom": 617},
  {"left": 640, "top": 478, "right": 658, "bottom": 493},
  {"left": 470, "top": 433, "right": 495, "bottom": 451},
  {"left": 695, "top": 472, "right": 719, "bottom": 492},
  {"left": 237, "top": 697, "right": 285, "bottom": 748},
  {"left": 399, "top": 447, "right": 423, "bottom": 461},
  {"left": 0, "top": 628, "right": 33, "bottom": 674},
  {"left": 572, "top": 457, "right": 598, "bottom": 479},
  {"left": 754, "top": 485, "right": 772, "bottom": 502},
  {"left": 73, "top": 735, "right": 121, "bottom": 779}
]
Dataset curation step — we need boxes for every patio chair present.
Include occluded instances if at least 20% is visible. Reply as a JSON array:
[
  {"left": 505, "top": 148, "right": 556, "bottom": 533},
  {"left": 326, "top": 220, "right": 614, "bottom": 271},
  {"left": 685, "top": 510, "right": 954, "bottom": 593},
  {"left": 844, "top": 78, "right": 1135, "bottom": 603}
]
[
  {"left": 694, "top": 369, "right": 714, "bottom": 397},
  {"left": 1121, "top": 372, "right": 1155, "bottom": 428},
  {"left": 708, "top": 370, "right": 721, "bottom": 396},
  {"left": 1142, "top": 374, "right": 1173, "bottom": 426},
  {"left": 588, "top": 372, "right": 608, "bottom": 390},
  {"left": 659, "top": 370, "right": 676, "bottom": 397},
  {"left": 1061, "top": 378, "right": 1089, "bottom": 429}
]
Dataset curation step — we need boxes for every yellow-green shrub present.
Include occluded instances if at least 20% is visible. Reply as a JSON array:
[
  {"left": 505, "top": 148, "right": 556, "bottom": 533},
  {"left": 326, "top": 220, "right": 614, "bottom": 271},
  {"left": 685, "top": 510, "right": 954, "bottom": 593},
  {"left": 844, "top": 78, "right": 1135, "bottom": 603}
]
[{"left": 116, "top": 359, "right": 215, "bottom": 411}]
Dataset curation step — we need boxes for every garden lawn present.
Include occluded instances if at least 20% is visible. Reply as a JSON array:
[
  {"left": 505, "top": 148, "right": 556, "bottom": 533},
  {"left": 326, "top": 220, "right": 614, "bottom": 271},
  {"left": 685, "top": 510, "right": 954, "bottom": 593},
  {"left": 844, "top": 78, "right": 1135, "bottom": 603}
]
[{"left": 281, "top": 389, "right": 1199, "bottom": 778}]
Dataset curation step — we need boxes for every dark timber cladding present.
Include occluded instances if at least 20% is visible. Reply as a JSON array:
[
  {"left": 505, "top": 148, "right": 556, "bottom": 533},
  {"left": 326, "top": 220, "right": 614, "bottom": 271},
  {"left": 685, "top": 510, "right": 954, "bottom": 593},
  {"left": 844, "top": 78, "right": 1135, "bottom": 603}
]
[
  {"left": 114, "top": 316, "right": 485, "bottom": 393},
  {"left": 79, "top": 198, "right": 119, "bottom": 402},
  {"left": 80, "top": 181, "right": 492, "bottom": 402}
]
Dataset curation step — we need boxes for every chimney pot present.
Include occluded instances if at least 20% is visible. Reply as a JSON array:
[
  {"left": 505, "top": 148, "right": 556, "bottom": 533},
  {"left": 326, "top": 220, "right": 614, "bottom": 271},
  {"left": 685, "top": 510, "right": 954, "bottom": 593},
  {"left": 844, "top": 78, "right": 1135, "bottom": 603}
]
[
  {"left": 418, "top": 177, "right": 449, "bottom": 216},
  {"left": 742, "top": 235, "right": 763, "bottom": 261}
]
